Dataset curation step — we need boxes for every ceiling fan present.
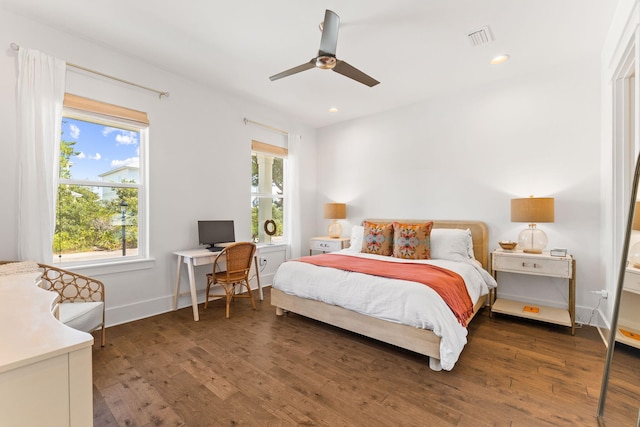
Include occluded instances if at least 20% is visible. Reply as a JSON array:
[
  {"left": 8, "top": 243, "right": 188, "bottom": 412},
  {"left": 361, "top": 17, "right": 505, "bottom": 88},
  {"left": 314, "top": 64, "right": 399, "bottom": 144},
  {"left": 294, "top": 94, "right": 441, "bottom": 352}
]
[{"left": 269, "top": 9, "right": 380, "bottom": 87}]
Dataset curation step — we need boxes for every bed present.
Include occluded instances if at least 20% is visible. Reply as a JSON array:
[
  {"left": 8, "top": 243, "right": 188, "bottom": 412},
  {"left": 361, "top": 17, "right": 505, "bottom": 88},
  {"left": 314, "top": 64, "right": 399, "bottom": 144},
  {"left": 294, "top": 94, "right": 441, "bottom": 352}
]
[{"left": 271, "top": 220, "right": 496, "bottom": 371}]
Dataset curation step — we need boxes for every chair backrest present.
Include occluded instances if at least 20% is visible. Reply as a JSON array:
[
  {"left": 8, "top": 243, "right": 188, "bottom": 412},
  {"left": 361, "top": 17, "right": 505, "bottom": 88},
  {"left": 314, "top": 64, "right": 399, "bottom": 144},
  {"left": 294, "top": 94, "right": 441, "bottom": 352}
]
[
  {"left": 215, "top": 242, "right": 256, "bottom": 282},
  {"left": 39, "top": 264, "right": 105, "bottom": 303}
]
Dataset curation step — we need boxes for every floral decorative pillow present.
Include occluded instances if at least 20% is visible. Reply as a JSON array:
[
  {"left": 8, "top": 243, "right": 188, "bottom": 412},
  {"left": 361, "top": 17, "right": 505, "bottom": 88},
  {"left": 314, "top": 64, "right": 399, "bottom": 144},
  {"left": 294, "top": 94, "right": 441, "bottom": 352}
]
[
  {"left": 392, "top": 221, "right": 433, "bottom": 259},
  {"left": 361, "top": 221, "right": 394, "bottom": 256}
]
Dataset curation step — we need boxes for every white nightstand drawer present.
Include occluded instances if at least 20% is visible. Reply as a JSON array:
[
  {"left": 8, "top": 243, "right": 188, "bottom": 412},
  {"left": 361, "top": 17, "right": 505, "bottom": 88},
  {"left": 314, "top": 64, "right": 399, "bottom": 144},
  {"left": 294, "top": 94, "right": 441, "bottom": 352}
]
[
  {"left": 309, "top": 236, "right": 351, "bottom": 255},
  {"left": 624, "top": 268, "right": 640, "bottom": 293},
  {"left": 492, "top": 254, "right": 572, "bottom": 279},
  {"left": 310, "top": 239, "right": 344, "bottom": 252}
]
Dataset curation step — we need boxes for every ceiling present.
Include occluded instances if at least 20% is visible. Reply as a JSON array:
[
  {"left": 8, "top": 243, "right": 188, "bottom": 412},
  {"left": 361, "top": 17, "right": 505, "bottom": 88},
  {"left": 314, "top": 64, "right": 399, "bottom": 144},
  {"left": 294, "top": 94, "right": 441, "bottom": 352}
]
[{"left": 1, "top": 0, "right": 619, "bottom": 128}]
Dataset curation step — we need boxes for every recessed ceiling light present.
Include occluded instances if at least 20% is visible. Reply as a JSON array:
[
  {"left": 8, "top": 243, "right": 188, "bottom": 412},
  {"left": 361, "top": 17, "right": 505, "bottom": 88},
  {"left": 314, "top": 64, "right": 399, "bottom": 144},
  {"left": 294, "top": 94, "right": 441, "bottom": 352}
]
[
  {"left": 490, "top": 54, "right": 510, "bottom": 65},
  {"left": 328, "top": 107, "right": 338, "bottom": 113}
]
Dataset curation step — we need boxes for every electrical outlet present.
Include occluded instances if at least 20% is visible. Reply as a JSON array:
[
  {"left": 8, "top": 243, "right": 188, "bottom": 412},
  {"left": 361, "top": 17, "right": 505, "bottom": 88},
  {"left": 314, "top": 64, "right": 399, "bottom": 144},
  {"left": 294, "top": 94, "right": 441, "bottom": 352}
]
[{"left": 591, "top": 289, "right": 608, "bottom": 299}]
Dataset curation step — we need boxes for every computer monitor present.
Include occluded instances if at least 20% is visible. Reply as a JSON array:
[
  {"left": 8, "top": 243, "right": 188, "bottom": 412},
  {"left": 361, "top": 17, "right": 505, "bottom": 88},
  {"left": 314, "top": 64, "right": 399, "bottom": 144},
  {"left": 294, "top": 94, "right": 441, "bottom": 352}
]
[{"left": 198, "top": 220, "right": 235, "bottom": 251}]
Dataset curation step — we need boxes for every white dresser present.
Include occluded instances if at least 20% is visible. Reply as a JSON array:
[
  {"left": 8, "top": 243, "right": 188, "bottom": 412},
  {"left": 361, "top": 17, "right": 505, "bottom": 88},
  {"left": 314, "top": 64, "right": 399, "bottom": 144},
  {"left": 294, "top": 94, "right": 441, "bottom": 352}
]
[{"left": 0, "top": 272, "right": 94, "bottom": 427}]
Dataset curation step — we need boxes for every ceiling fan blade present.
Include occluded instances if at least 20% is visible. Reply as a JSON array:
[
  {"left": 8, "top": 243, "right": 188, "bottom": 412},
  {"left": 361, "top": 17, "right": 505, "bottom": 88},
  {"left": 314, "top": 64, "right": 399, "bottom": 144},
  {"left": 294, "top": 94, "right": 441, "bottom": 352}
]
[
  {"left": 332, "top": 60, "right": 380, "bottom": 87},
  {"left": 318, "top": 10, "right": 340, "bottom": 56},
  {"left": 269, "top": 60, "right": 316, "bottom": 81}
]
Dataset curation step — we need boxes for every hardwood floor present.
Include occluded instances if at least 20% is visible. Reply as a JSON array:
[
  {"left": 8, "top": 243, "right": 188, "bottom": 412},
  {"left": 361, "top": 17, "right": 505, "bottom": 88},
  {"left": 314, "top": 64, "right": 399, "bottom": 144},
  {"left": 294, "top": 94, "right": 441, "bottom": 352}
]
[{"left": 92, "top": 288, "right": 637, "bottom": 426}]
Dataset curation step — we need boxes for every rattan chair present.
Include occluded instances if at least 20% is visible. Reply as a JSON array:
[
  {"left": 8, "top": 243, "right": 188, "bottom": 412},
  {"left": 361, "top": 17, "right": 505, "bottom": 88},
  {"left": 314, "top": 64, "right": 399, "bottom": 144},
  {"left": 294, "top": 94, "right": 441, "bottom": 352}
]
[
  {"left": 0, "top": 261, "right": 106, "bottom": 346},
  {"left": 204, "top": 242, "right": 257, "bottom": 318}
]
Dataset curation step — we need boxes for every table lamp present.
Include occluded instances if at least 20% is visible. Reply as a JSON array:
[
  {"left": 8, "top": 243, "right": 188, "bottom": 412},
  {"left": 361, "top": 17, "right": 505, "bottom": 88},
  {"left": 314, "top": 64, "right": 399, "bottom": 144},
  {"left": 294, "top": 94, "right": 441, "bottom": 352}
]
[
  {"left": 324, "top": 203, "right": 346, "bottom": 238},
  {"left": 511, "top": 196, "right": 555, "bottom": 254}
]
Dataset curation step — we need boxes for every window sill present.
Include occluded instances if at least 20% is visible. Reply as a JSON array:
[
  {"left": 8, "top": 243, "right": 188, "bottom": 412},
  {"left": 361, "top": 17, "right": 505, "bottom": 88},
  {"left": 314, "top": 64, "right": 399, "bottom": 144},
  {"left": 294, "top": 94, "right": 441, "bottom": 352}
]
[
  {"left": 257, "top": 242, "right": 287, "bottom": 253},
  {"left": 58, "top": 257, "right": 155, "bottom": 277}
]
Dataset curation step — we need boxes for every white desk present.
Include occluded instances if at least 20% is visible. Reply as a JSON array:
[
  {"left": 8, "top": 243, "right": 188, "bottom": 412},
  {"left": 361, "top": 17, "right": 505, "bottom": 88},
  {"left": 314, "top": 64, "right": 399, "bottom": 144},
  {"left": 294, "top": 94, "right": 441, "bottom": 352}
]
[{"left": 173, "top": 248, "right": 263, "bottom": 321}]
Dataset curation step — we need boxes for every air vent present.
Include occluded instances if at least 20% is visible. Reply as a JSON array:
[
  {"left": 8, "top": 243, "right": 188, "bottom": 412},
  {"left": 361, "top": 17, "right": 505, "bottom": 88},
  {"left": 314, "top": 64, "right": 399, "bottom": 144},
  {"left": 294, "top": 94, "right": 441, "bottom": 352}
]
[{"left": 467, "top": 25, "right": 493, "bottom": 47}]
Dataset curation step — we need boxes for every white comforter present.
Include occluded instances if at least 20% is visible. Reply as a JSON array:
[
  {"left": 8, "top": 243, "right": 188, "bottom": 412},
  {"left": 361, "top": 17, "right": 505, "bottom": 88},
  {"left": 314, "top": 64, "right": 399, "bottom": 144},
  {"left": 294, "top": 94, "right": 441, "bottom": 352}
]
[{"left": 272, "top": 250, "right": 497, "bottom": 370}]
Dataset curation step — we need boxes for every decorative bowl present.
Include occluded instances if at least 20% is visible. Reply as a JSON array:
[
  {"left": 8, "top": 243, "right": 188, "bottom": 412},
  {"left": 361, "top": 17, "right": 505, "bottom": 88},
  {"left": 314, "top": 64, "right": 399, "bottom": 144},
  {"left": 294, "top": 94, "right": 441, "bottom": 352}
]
[{"left": 499, "top": 241, "right": 517, "bottom": 250}]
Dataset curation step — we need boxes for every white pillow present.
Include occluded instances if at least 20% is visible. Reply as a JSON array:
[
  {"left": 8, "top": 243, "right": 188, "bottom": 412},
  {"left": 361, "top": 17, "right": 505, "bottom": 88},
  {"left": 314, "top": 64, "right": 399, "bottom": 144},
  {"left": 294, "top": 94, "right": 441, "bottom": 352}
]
[
  {"left": 348, "top": 225, "right": 364, "bottom": 252},
  {"left": 430, "top": 228, "right": 474, "bottom": 261}
]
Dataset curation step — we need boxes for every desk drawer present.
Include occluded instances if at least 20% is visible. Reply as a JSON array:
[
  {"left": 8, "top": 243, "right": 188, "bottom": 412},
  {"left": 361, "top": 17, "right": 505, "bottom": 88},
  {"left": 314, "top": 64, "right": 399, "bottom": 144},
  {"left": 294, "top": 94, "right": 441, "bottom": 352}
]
[
  {"left": 493, "top": 255, "right": 571, "bottom": 279},
  {"left": 191, "top": 255, "right": 216, "bottom": 266},
  {"left": 310, "top": 239, "right": 344, "bottom": 252}
]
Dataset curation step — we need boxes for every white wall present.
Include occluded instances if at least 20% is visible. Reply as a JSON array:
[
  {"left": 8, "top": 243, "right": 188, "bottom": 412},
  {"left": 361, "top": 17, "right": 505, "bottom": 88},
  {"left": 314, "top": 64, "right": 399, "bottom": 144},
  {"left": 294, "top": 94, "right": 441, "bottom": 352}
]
[
  {"left": 316, "top": 57, "right": 604, "bottom": 325},
  {"left": 0, "top": 9, "right": 317, "bottom": 326}
]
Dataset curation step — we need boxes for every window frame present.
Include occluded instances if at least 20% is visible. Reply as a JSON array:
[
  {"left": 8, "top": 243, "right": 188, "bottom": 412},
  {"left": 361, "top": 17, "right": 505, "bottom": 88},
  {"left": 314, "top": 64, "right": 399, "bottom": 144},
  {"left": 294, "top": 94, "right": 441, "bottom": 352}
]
[
  {"left": 54, "top": 95, "right": 151, "bottom": 271},
  {"left": 251, "top": 140, "right": 287, "bottom": 245}
]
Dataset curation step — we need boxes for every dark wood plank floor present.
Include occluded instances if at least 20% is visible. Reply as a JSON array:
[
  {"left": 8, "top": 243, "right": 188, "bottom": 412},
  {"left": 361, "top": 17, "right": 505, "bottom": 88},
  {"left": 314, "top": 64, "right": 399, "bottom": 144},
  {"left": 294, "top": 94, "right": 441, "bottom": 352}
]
[{"left": 92, "top": 288, "right": 638, "bottom": 426}]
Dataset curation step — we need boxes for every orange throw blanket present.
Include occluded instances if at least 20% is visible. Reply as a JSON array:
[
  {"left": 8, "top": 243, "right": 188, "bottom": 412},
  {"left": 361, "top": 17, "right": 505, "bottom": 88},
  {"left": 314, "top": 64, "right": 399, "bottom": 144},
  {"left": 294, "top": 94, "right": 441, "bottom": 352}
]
[{"left": 294, "top": 254, "right": 474, "bottom": 326}]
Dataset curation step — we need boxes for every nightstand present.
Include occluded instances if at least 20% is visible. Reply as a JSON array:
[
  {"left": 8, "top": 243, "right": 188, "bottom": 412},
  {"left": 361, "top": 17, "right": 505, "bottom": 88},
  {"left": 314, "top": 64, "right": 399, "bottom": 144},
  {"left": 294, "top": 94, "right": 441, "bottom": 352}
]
[
  {"left": 616, "top": 267, "right": 640, "bottom": 348},
  {"left": 309, "top": 236, "right": 350, "bottom": 255},
  {"left": 490, "top": 249, "right": 576, "bottom": 335}
]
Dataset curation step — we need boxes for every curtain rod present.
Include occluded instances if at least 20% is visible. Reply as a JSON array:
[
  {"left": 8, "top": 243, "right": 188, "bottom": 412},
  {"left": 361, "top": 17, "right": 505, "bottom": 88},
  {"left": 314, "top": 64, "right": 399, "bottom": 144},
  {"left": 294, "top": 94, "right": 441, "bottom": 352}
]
[
  {"left": 243, "top": 117, "right": 288, "bottom": 136},
  {"left": 10, "top": 42, "right": 169, "bottom": 99}
]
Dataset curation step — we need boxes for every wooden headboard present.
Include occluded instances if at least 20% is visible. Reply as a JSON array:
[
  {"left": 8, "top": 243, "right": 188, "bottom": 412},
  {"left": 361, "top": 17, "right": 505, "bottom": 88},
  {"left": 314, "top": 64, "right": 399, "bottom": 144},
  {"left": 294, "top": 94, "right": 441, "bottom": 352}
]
[{"left": 363, "top": 219, "right": 490, "bottom": 271}]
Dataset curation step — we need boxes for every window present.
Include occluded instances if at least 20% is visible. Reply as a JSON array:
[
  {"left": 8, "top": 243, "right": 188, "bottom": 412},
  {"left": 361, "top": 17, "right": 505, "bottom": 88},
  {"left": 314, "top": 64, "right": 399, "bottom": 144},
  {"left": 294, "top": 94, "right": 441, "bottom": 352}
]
[
  {"left": 251, "top": 140, "right": 287, "bottom": 244},
  {"left": 54, "top": 94, "right": 148, "bottom": 264}
]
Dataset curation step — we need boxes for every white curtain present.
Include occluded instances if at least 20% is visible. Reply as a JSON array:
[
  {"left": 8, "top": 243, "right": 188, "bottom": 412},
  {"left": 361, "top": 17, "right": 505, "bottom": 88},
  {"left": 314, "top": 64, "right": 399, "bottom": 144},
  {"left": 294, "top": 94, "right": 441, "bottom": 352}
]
[
  {"left": 17, "top": 47, "right": 66, "bottom": 262},
  {"left": 285, "top": 133, "right": 302, "bottom": 259}
]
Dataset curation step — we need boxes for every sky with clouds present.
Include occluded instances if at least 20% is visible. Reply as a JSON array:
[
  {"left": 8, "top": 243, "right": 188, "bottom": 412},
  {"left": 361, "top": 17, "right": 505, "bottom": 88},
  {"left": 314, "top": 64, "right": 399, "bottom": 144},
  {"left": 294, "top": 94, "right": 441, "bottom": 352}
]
[{"left": 62, "top": 117, "right": 140, "bottom": 181}]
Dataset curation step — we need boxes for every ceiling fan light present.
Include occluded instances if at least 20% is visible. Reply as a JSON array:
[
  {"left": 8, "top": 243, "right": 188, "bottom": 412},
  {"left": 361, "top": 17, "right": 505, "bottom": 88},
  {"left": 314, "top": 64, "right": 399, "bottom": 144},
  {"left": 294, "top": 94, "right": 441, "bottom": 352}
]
[
  {"left": 490, "top": 54, "right": 510, "bottom": 65},
  {"left": 316, "top": 56, "right": 337, "bottom": 69}
]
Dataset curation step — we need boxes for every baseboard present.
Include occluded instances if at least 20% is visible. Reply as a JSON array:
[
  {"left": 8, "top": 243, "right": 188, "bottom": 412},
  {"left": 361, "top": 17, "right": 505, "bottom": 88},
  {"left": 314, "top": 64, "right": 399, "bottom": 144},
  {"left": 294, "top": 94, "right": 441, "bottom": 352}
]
[
  {"left": 576, "top": 304, "right": 607, "bottom": 328},
  {"left": 105, "top": 283, "right": 272, "bottom": 327},
  {"left": 105, "top": 295, "right": 175, "bottom": 327}
]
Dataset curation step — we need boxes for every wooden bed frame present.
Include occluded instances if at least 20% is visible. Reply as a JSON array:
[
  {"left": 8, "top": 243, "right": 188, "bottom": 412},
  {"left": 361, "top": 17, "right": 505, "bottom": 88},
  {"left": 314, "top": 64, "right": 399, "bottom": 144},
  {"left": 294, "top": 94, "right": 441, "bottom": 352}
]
[{"left": 271, "top": 220, "right": 491, "bottom": 371}]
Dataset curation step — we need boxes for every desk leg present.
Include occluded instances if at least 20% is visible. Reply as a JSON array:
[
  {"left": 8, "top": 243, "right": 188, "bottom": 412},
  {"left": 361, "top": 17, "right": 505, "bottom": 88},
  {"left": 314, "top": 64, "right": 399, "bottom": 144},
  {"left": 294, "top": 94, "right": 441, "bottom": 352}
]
[
  {"left": 254, "top": 255, "right": 263, "bottom": 301},
  {"left": 187, "top": 260, "right": 200, "bottom": 321},
  {"left": 173, "top": 255, "right": 183, "bottom": 311}
]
